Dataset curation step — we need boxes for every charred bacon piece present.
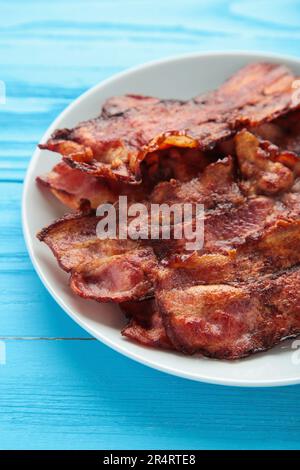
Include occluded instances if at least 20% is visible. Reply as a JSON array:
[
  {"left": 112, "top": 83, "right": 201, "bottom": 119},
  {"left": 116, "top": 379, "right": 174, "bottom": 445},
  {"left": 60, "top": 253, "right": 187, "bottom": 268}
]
[
  {"left": 154, "top": 132, "right": 300, "bottom": 358},
  {"left": 39, "top": 63, "right": 300, "bottom": 183},
  {"left": 121, "top": 215, "right": 300, "bottom": 354},
  {"left": 120, "top": 217, "right": 300, "bottom": 355},
  {"left": 156, "top": 265, "right": 300, "bottom": 359},
  {"left": 37, "top": 158, "right": 245, "bottom": 302},
  {"left": 120, "top": 299, "right": 173, "bottom": 350},
  {"left": 36, "top": 61, "right": 300, "bottom": 358},
  {"left": 37, "top": 147, "right": 210, "bottom": 210},
  {"left": 37, "top": 207, "right": 157, "bottom": 302},
  {"left": 37, "top": 161, "right": 122, "bottom": 209},
  {"left": 254, "top": 110, "right": 300, "bottom": 156},
  {"left": 158, "top": 217, "right": 300, "bottom": 290},
  {"left": 69, "top": 248, "right": 156, "bottom": 302},
  {"left": 37, "top": 151, "right": 300, "bottom": 305},
  {"left": 37, "top": 161, "right": 147, "bottom": 210},
  {"left": 235, "top": 130, "right": 296, "bottom": 195}
]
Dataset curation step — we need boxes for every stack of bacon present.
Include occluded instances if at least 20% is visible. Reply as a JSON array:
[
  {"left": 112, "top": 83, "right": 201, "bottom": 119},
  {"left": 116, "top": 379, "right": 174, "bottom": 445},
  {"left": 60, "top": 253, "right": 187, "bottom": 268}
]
[{"left": 37, "top": 63, "right": 300, "bottom": 359}]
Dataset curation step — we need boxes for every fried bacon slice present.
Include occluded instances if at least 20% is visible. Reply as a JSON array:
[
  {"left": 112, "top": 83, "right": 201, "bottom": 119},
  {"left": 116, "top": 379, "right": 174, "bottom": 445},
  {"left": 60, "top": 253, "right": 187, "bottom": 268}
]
[
  {"left": 37, "top": 147, "right": 210, "bottom": 209},
  {"left": 153, "top": 194, "right": 281, "bottom": 262},
  {"left": 154, "top": 134, "right": 300, "bottom": 359},
  {"left": 151, "top": 134, "right": 300, "bottom": 358},
  {"left": 120, "top": 299, "right": 173, "bottom": 349},
  {"left": 37, "top": 152, "right": 300, "bottom": 304},
  {"left": 149, "top": 155, "right": 242, "bottom": 206},
  {"left": 276, "top": 111, "right": 300, "bottom": 155},
  {"left": 37, "top": 207, "right": 157, "bottom": 302},
  {"left": 254, "top": 110, "right": 300, "bottom": 156},
  {"left": 37, "top": 162, "right": 119, "bottom": 209},
  {"left": 159, "top": 218, "right": 300, "bottom": 289},
  {"left": 156, "top": 266, "right": 300, "bottom": 359},
  {"left": 69, "top": 248, "right": 156, "bottom": 302},
  {"left": 37, "top": 157, "right": 242, "bottom": 302},
  {"left": 123, "top": 217, "right": 300, "bottom": 356},
  {"left": 150, "top": 149, "right": 298, "bottom": 260},
  {"left": 235, "top": 130, "right": 296, "bottom": 195},
  {"left": 39, "top": 63, "right": 300, "bottom": 182},
  {"left": 37, "top": 161, "right": 147, "bottom": 209}
]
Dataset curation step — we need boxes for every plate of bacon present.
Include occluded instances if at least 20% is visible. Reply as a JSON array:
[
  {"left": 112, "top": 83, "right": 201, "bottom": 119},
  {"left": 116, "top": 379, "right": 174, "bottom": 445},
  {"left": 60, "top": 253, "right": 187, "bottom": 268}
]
[{"left": 23, "top": 51, "right": 300, "bottom": 386}]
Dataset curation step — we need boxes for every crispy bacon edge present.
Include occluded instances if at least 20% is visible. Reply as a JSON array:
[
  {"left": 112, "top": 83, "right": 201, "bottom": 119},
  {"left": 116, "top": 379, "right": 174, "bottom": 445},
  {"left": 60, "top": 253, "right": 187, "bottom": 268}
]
[{"left": 39, "top": 62, "right": 300, "bottom": 183}]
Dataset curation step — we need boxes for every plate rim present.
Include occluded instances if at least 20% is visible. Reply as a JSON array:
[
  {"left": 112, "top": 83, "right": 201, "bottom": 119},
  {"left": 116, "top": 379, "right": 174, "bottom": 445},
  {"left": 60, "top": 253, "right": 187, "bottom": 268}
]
[{"left": 22, "top": 50, "right": 300, "bottom": 387}]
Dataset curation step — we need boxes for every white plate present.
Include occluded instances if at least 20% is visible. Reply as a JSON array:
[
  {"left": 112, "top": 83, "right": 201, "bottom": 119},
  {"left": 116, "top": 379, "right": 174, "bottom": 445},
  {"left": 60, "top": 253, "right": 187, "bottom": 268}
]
[{"left": 22, "top": 51, "right": 300, "bottom": 387}]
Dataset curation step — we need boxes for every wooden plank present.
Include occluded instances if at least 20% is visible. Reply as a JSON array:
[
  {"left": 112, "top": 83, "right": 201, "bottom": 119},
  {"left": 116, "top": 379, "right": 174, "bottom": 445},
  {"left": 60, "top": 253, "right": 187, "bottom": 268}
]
[
  {"left": 1, "top": 0, "right": 299, "bottom": 34},
  {"left": 0, "top": 182, "right": 91, "bottom": 337},
  {"left": 0, "top": 339, "right": 300, "bottom": 450},
  {"left": 0, "top": 270, "right": 92, "bottom": 338}
]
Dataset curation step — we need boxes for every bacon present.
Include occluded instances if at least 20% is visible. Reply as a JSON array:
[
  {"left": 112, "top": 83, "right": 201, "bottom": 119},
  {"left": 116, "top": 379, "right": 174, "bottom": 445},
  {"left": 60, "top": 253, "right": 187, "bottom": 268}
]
[
  {"left": 37, "top": 208, "right": 157, "bottom": 302},
  {"left": 149, "top": 155, "right": 242, "bottom": 206},
  {"left": 153, "top": 153, "right": 300, "bottom": 358},
  {"left": 150, "top": 194, "right": 281, "bottom": 263},
  {"left": 153, "top": 133, "right": 300, "bottom": 358},
  {"left": 120, "top": 299, "right": 173, "bottom": 349},
  {"left": 37, "top": 75, "right": 300, "bottom": 358},
  {"left": 156, "top": 266, "right": 300, "bottom": 359},
  {"left": 129, "top": 156, "right": 244, "bottom": 256},
  {"left": 254, "top": 110, "right": 300, "bottom": 156},
  {"left": 38, "top": 152, "right": 300, "bottom": 304},
  {"left": 37, "top": 162, "right": 119, "bottom": 209},
  {"left": 158, "top": 218, "right": 300, "bottom": 288},
  {"left": 120, "top": 212, "right": 300, "bottom": 354},
  {"left": 235, "top": 130, "right": 296, "bottom": 195},
  {"left": 37, "top": 161, "right": 148, "bottom": 209},
  {"left": 69, "top": 248, "right": 156, "bottom": 302},
  {"left": 149, "top": 152, "right": 296, "bottom": 260},
  {"left": 37, "top": 158, "right": 241, "bottom": 302},
  {"left": 39, "top": 63, "right": 300, "bottom": 183},
  {"left": 37, "top": 146, "right": 211, "bottom": 209}
]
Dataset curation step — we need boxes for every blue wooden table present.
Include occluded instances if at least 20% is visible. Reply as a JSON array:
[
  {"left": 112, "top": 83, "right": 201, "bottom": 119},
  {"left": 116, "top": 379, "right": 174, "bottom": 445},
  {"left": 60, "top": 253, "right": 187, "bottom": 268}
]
[{"left": 1, "top": 0, "right": 300, "bottom": 450}]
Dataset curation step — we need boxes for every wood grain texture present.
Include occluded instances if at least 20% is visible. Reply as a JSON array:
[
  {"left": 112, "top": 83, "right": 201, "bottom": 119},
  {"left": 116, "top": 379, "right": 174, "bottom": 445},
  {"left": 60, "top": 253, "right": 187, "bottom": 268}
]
[
  {"left": 1, "top": 340, "right": 300, "bottom": 450},
  {"left": 1, "top": 0, "right": 300, "bottom": 450}
]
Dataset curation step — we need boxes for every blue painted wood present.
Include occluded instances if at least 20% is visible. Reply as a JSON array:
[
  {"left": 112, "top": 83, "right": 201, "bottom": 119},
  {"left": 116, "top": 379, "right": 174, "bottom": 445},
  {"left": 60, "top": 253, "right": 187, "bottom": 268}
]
[
  {"left": 1, "top": 340, "right": 300, "bottom": 450},
  {"left": 1, "top": 0, "right": 300, "bottom": 450},
  {"left": 0, "top": 182, "right": 90, "bottom": 337}
]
